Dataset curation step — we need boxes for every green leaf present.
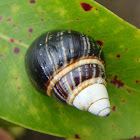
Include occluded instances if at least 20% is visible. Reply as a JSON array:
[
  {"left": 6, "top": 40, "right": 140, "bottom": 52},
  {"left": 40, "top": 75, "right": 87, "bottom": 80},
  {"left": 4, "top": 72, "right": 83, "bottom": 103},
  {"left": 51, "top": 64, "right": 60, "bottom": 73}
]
[{"left": 0, "top": 0, "right": 140, "bottom": 139}]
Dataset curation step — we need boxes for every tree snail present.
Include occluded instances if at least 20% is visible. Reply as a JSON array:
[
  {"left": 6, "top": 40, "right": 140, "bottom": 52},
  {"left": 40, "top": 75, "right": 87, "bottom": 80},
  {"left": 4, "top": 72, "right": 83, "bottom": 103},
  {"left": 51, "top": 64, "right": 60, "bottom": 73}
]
[{"left": 25, "top": 30, "right": 111, "bottom": 117}]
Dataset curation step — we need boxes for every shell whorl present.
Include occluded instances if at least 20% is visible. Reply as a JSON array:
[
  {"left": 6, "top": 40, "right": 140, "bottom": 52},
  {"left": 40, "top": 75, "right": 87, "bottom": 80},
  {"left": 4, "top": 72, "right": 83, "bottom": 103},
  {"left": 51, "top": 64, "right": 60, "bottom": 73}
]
[
  {"left": 25, "top": 30, "right": 105, "bottom": 94},
  {"left": 51, "top": 63, "right": 106, "bottom": 105},
  {"left": 25, "top": 30, "right": 110, "bottom": 116}
]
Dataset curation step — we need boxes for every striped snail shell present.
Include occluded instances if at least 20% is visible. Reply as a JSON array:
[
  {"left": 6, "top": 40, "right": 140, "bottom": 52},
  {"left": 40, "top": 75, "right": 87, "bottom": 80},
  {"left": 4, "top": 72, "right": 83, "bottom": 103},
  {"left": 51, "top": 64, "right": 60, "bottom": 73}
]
[{"left": 25, "top": 30, "right": 111, "bottom": 117}]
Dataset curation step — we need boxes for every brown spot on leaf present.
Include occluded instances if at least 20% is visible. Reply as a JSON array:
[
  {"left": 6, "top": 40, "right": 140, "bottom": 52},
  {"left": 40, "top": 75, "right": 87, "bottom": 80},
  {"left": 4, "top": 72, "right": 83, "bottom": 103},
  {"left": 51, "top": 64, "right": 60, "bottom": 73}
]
[
  {"left": 110, "top": 75, "right": 124, "bottom": 88},
  {"left": 10, "top": 38, "right": 14, "bottom": 43},
  {"left": 19, "top": 40, "right": 22, "bottom": 43},
  {"left": 95, "top": 8, "right": 98, "bottom": 10},
  {"left": 28, "top": 35, "right": 32, "bottom": 37},
  {"left": 126, "top": 89, "right": 131, "bottom": 93},
  {"left": 118, "top": 128, "right": 120, "bottom": 131},
  {"left": 62, "top": 111, "right": 65, "bottom": 114},
  {"left": 125, "top": 48, "right": 128, "bottom": 51},
  {"left": 116, "top": 54, "right": 120, "bottom": 58},
  {"left": 42, "top": 11, "right": 45, "bottom": 14},
  {"left": 109, "top": 74, "right": 112, "bottom": 77},
  {"left": 136, "top": 58, "right": 139, "bottom": 62},
  {"left": 69, "top": 19, "right": 72, "bottom": 22},
  {"left": 76, "top": 18, "right": 79, "bottom": 21},
  {"left": 41, "top": 18, "right": 44, "bottom": 21},
  {"left": 136, "top": 80, "right": 140, "bottom": 83},
  {"left": 29, "top": 0, "right": 36, "bottom": 4},
  {"left": 0, "top": 16, "right": 3, "bottom": 21},
  {"left": 80, "top": 2, "right": 93, "bottom": 12},
  {"left": 121, "top": 100, "right": 126, "bottom": 103},
  {"left": 112, "top": 124, "right": 114, "bottom": 128},
  {"left": 74, "top": 134, "right": 80, "bottom": 139},
  {"left": 28, "top": 84, "right": 30, "bottom": 87},
  {"left": 13, "top": 24, "right": 16, "bottom": 27},
  {"left": 0, "top": 54, "right": 6, "bottom": 58},
  {"left": 6, "top": 18, "right": 11, "bottom": 22},
  {"left": 88, "top": 30, "right": 90, "bottom": 33},
  {"left": 112, "top": 106, "right": 116, "bottom": 112},
  {"left": 96, "top": 40, "right": 103, "bottom": 46},
  {"left": 15, "top": 77, "right": 18, "bottom": 80},
  {"left": 13, "top": 47, "right": 20, "bottom": 55},
  {"left": 17, "top": 86, "right": 20, "bottom": 90},
  {"left": 28, "top": 28, "right": 33, "bottom": 33}
]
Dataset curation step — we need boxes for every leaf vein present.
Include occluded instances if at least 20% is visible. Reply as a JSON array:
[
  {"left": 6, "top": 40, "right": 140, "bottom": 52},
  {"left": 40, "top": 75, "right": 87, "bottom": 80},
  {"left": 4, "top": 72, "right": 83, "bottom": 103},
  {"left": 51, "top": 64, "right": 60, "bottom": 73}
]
[{"left": 0, "top": 32, "right": 28, "bottom": 48}]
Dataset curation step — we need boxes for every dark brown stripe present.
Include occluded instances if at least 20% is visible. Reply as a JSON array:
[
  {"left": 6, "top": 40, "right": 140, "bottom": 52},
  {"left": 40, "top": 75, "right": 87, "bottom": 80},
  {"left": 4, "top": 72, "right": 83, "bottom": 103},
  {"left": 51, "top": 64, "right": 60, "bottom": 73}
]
[
  {"left": 56, "top": 78, "right": 69, "bottom": 97},
  {"left": 65, "top": 72, "right": 75, "bottom": 90},
  {"left": 95, "top": 64, "right": 100, "bottom": 78},
  {"left": 72, "top": 68, "right": 80, "bottom": 87},
  {"left": 65, "top": 73, "right": 74, "bottom": 90},
  {"left": 88, "top": 64, "right": 94, "bottom": 79},
  {"left": 51, "top": 88, "right": 66, "bottom": 104},
  {"left": 80, "top": 64, "right": 98, "bottom": 82},
  {"left": 54, "top": 83, "right": 68, "bottom": 98},
  {"left": 85, "top": 64, "right": 90, "bottom": 79},
  {"left": 101, "top": 71, "right": 106, "bottom": 79},
  {"left": 81, "top": 65, "right": 86, "bottom": 82}
]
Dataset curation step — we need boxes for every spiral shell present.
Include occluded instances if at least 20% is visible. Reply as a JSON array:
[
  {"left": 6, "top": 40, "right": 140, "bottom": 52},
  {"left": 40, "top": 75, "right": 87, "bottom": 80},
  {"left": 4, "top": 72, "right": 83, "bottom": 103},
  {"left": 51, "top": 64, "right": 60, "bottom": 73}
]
[{"left": 25, "top": 30, "right": 111, "bottom": 117}]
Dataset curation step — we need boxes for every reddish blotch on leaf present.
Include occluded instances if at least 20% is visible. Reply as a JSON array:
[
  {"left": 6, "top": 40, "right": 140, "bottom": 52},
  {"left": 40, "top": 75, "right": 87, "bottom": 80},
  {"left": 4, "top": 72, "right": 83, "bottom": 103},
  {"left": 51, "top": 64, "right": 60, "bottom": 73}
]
[
  {"left": 10, "top": 38, "right": 14, "bottom": 43},
  {"left": 29, "top": 0, "right": 36, "bottom": 4},
  {"left": 74, "top": 134, "right": 80, "bottom": 139},
  {"left": 96, "top": 40, "right": 103, "bottom": 46},
  {"left": 28, "top": 28, "right": 33, "bottom": 33},
  {"left": 80, "top": 2, "right": 93, "bottom": 11},
  {"left": 13, "top": 47, "right": 20, "bottom": 55},
  {"left": 110, "top": 75, "right": 124, "bottom": 88},
  {"left": 112, "top": 106, "right": 116, "bottom": 112},
  {"left": 126, "top": 89, "right": 131, "bottom": 93},
  {"left": 116, "top": 54, "right": 120, "bottom": 58}
]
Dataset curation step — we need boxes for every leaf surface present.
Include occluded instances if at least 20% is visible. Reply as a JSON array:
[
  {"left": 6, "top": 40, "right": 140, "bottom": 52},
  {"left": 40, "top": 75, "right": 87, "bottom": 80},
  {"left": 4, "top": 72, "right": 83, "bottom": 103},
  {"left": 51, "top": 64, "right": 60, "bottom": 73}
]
[{"left": 0, "top": 0, "right": 140, "bottom": 139}]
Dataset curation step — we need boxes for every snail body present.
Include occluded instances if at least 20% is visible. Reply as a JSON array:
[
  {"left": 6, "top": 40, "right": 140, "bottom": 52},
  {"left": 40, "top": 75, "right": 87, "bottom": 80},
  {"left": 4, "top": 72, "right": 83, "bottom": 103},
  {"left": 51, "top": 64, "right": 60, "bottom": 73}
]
[{"left": 25, "top": 30, "right": 111, "bottom": 117}]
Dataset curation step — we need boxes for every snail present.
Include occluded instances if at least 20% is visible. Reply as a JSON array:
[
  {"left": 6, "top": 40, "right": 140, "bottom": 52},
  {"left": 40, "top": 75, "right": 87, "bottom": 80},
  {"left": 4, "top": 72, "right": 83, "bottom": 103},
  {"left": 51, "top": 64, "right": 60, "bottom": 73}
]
[{"left": 25, "top": 30, "right": 111, "bottom": 117}]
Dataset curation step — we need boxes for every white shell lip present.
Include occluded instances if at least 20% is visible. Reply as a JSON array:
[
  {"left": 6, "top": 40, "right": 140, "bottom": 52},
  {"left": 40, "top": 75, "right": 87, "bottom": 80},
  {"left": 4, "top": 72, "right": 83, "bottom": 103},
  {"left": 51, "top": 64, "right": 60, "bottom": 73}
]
[{"left": 73, "top": 83, "right": 111, "bottom": 117}]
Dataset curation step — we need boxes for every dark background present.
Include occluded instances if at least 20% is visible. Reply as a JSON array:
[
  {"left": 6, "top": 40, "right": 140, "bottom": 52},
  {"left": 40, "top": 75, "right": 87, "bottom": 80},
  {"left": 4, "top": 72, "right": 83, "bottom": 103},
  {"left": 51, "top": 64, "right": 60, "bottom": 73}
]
[{"left": 19, "top": 0, "right": 140, "bottom": 140}]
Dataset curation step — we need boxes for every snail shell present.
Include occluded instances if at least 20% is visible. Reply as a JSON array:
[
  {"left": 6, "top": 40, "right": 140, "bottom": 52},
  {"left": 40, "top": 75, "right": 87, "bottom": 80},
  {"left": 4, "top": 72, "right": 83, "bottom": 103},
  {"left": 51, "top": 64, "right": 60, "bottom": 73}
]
[{"left": 25, "top": 30, "right": 111, "bottom": 117}]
